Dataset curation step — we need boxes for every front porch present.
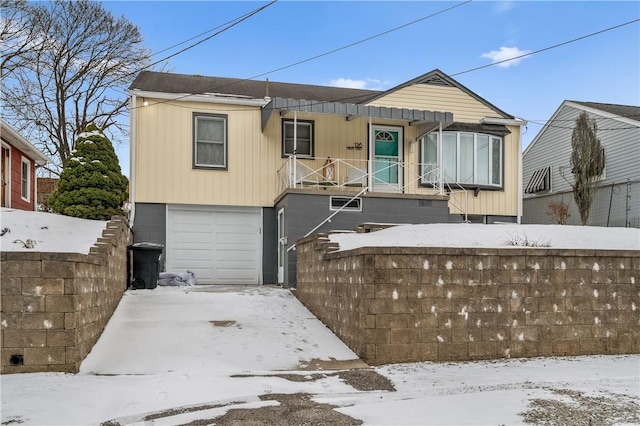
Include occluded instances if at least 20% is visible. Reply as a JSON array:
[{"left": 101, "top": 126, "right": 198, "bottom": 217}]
[
  {"left": 276, "top": 156, "right": 441, "bottom": 195},
  {"left": 275, "top": 156, "right": 472, "bottom": 222}
]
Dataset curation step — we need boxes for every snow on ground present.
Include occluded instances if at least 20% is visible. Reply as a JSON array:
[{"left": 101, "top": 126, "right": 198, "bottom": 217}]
[
  {"left": 327, "top": 356, "right": 640, "bottom": 425},
  {"left": 1, "top": 215, "right": 639, "bottom": 424},
  {"left": 1, "top": 286, "right": 639, "bottom": 426},
  {"left": 0, "top": 208, "right": 107, "bottom": 253},
  {"left": 2, "top": 208, "right": 637, "bottom": 254},
  {"left": 80, "top": 286, "right": 357, "bottom": 375},
  {"left": 330, "top": 223, "right": 640, "bottom": 251}
]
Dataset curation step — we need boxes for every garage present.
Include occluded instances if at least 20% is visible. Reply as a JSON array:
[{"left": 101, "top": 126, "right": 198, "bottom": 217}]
[{"left": 166, "top": 205, "right": 262, "bottom": 285}]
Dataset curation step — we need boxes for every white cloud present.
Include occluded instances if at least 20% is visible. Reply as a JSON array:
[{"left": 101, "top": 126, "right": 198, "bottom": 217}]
[
  {"left": 329, "top": 78, "right": 391, "bottom": 90},
  {"left": 494, "top": 1, "right": 514, "bottom": 14},
  {"left": 481, "top": 46, "right": 532, "bottom": 68},
  {"left": 330, "top": 78, "right": 369, "bottom": 89}
]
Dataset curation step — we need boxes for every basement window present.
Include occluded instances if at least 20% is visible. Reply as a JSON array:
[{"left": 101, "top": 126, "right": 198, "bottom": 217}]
[{"left": 329, "top": 196, "right": 362, "bottom": 212}]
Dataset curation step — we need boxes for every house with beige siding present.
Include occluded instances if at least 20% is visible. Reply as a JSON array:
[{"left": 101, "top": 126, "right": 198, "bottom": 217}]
[
  {"left": 129, "top": 69, "right": 526, "bottom": 287},
  {"left": 523, "top": 101, "right": 640, "bottom": 228},
  {"left": 1, "top": 120, "right": 50, "bottom": 211}
]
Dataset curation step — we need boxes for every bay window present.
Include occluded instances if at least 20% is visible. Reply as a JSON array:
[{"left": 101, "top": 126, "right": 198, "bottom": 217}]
[{"left": 421, "top": 131, "right": 503, "bottom": 188}]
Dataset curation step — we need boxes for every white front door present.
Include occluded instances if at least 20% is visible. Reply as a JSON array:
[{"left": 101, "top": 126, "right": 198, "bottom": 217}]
[
  {"left": 277, "top": 208, "right": 285, "bottom": 284},
  {"left": 371, "top": 125, "right": 403, "bottom": 192}
]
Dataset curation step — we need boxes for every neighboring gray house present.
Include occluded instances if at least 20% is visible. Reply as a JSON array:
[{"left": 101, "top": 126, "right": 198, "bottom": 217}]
[{"left": 523, "top": 100, "right": 640, "bottom": 228}]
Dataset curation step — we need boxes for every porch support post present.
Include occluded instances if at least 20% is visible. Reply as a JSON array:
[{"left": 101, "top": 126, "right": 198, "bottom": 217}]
[
  {"left": 368, "top": 114, "right": 373, "bottom": 191},
  {"left": 293, "top": 110, "right": 297, "bottom": 188},
  {"left": 438, "top": 121, "right": 444, "bottom": 195}
]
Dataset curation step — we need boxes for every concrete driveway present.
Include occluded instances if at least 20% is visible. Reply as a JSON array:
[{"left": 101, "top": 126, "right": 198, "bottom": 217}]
[{"left": 1, "top": 285, "right": 638, "bottom": 426}]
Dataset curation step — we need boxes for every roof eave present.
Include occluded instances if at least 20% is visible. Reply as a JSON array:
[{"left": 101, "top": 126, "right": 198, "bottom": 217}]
[
  {"left": 363, "top": 69, "right": 515, "bottom": 120},
  {"left": 1, "top": 120, "right": 51, "bottom": 164},
  {"left": 130, "top": 89, "right": 269, "bottom": 107},
  {"left": 261, "top": 97, "right": 453, "bottom": 132}
]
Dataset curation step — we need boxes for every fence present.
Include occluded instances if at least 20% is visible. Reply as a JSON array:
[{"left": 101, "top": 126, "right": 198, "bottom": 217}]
[{"left": 523, "top": 179, "right": 640, "bottom": 228}]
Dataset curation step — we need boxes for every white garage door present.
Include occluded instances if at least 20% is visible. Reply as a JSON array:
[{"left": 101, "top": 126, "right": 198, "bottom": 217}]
[{"left": 166, "top": 205, "right": 262, "bottom": 285}]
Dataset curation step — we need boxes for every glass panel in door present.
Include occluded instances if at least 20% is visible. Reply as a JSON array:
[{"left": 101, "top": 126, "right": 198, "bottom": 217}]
[
  {"left": 277, "top": 208, "right": 285, "bottom": 284},
  {"left": 372, "top": 127, "right": 401, "bottom": 192}
]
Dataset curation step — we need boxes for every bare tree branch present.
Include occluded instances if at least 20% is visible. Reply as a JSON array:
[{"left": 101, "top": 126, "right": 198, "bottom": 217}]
[
  {"left": 570, "top": 112, "right": 605, "bottom": 225},
  {"left": 1, "top": 0, "right": 151, "bottom": 172}
]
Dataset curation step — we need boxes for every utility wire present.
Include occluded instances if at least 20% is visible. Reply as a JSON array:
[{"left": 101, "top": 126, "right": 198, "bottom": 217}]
[
  {"left": 1, "top": 2, "right": 277, "bottom": 118},
  {"left": 527, "top": 120, "right": 638, "bottom": 131},
  {"left": 240, "top": 0, "right": 472, "bottom": 82},
  {"left": 451, "top": 17, "right": 640, "bottom": 76},
  {"left": 132, "top": 13, "right": 639, "bottom": 116},
  {"left": 131, "top": 0, "right": 277, "bottom": 76},
  {"left": 131, "top": 0, "right": 473, "bottom": 110},
  {"left": 148, "top": 13, "right": 260, "bottom": 59}
]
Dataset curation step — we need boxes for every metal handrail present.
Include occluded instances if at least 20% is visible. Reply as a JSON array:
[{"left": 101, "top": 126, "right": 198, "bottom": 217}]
[{"left": 277, "top": 157, "right": 441, "bottom": 193}]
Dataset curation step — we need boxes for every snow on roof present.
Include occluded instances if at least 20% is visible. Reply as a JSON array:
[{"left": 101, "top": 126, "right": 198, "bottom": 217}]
[
  {"left": 329, "top": 223, "right": 639, "bottom": 252},
  {"left": 0, "top": 208, "right": 108, "bottom": 254}
]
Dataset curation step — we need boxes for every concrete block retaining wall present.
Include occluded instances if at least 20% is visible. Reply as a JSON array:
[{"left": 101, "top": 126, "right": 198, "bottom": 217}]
[
  {"left": 1, "top": 217, "right": 131, "bottom": 374},
  {"left": 295, "top": 234, "right": 640, "bottom": 365}
]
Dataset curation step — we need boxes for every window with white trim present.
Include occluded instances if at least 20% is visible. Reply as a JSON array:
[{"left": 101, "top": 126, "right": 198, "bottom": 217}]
[
  {"left": 21, "top": 157, "right": 30, "bottom": 201},
  {"left": 283, "top": 120, "right": 313, "bottom": 157},
  {"left": 421, "top": 132, "right": 503, "bottom": 188},
  {"left": 194, "top": 113, "right": 227, "bottom": 169}
]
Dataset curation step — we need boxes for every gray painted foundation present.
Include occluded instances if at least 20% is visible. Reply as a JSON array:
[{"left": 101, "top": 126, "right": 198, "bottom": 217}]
[
  {"left": 135, "top": 198, "right": 515, "bottom": 288},
  {"left": 133, "top": 202, "right": 278, "bottom": 283},
  {"left": 275, "top": 192, "right": 455, "bottom": 288},
  {"left": 132, "top": 203, "right": 167, "bottom": 270}
]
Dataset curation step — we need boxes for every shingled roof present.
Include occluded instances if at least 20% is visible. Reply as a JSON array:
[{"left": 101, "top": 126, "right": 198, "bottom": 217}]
[
  {"left": 570, "top": 101, "right": 640, "bottom": 124},
  {"left": 130, "top": 71, "right": 380, "bottom": 104}
]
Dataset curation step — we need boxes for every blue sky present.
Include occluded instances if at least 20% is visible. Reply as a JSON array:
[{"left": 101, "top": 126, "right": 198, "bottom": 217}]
[{"left": 104, "top": 1, "right": 640, "bottom": 176}]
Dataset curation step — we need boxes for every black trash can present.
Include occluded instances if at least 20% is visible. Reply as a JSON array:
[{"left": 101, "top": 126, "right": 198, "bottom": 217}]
[{"left": 128, "top": 242, "right": 164, "bottom": 289}]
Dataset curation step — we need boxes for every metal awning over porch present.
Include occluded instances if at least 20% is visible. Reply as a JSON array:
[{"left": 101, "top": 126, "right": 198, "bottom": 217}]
[{"left": 261, "top": 97, "right": 453, "bottom": 132}]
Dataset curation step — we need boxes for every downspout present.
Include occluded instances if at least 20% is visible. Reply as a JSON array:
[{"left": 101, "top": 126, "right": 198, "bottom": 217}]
[
  {"left": 293, "top": 110, "right": 297, "bottom": 188},
  {"left": 481, "top": 117, "right": 527, "bottom": 225},
  {"left": 368, "top": 115, "right": 373, "bottom": 189},
  {"left": 517, "top": 122, "right": 523, "bottom": 224},
  {"left": 130, "top": 93, "right": 137, "bottom": 225},
  {"left": 33, "top": 162, "right": 38, "bottom": 211},
  {"left": 438, "top": 122, "right": 444, "bottom": 195}
]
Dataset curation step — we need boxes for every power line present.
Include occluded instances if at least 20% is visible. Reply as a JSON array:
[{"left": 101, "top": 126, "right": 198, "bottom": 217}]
[
  {"left": 130, "top": 0, "right": 473, "bottom": 111},
  {"left": 129, "top": 1, "right": 278, "bottom": 77},
  {"left": 148, "top": 11, "right": 265, "bottom": 59},
  {"left": 527, "top": 120, "right": 638, "bottom": 131},
  {"left": 451, "top": 17, "right": 640, "bottom": 76},
  {"left": 1, "top": 1, "right": 277, "bottom": 126},
  {"left": 135, "top": 86, "right": 638, "bottom": 132},
  {"left": 132, "top": 13, "right": 638, "bottom": 115},
  {"left": 243, "top": 0, "right": 472, "bottom": 82}
]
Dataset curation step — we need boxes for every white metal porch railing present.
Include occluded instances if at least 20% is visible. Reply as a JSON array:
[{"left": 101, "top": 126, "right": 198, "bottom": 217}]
[{"left": 276, "top": 157, "right": 442, "bottom": 194}]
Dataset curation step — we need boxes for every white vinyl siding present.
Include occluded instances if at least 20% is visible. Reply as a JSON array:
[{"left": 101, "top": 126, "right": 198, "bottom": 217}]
[
  {"left": 367, "top": 84, "right": 499, "bottom": 123},
  {"left": 523, "top": 104, "right": 640, "bottom": 196}
]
